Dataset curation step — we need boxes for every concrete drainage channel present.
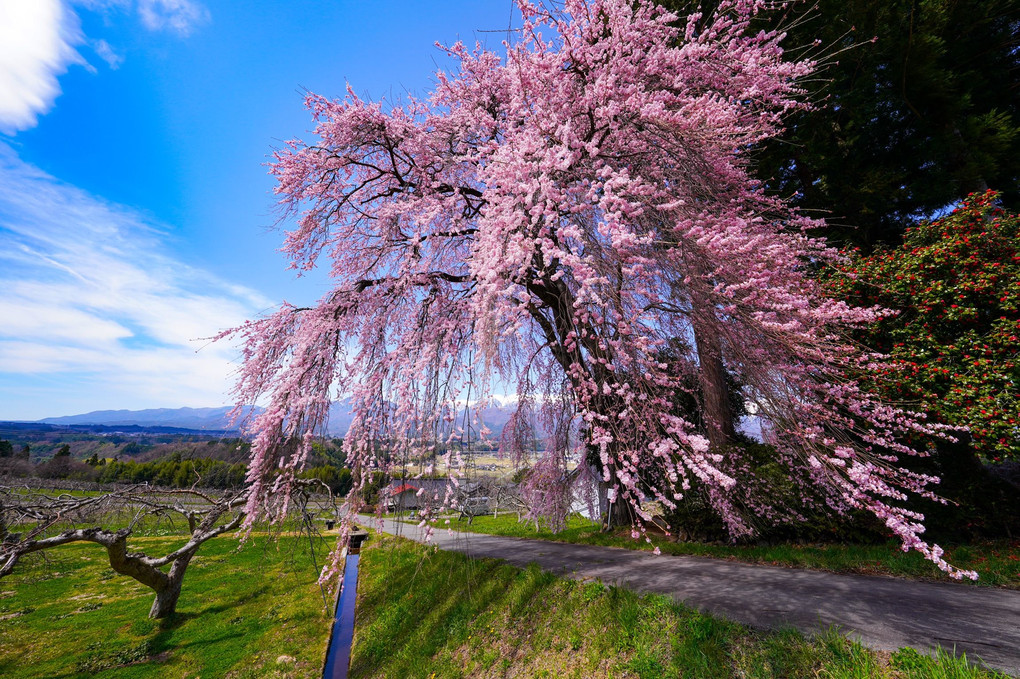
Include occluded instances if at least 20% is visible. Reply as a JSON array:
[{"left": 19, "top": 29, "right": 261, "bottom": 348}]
[{"left": 322, "top": 528, "right": 369, "bottom": 679}]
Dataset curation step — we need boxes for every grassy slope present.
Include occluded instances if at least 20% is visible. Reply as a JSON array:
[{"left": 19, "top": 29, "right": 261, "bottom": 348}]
[
  {"left": 426, "top": 514, "right": 1020, "bottom": 588},
  {"left": 0, "top": 534, "right": 332, "bottom": 678},
  {"left": 352, "top": 535, "right": 1010, "bottom": 678},
  {"left": 0, "top": 524, "right": 1012, "bottom": 678}
]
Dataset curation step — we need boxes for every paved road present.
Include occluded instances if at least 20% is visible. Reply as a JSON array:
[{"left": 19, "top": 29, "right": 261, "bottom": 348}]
[{"left": 362, "top": 517, "right": 1020, "bottom": 676}]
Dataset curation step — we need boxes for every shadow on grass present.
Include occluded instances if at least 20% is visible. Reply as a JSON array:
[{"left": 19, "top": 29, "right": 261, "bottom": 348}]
[
  {"left": 0, "top": 536, "right": 332, "bottom": 679},
  {"left": 345, "top": 536, "right": 1013, "bottom": 679},
  {"left": 350, "top": 539, "right": 556, "bottom": 678}
]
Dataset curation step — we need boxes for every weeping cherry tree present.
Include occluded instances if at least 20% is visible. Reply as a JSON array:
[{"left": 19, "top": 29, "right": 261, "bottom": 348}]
[{"left": 225, "top": 0, "right": 974, "bottom": 581}]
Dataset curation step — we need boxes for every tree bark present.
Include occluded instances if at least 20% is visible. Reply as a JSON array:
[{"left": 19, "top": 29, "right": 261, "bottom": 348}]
[
  {"left": 591, "top": 459, "right": 636, "bottom": 529},
  {"left": 148, "top": 551, "right": 195, "bottom": 618},
  {"left": 600, "top": 479, "right": 634, "bottom": 529},
  {"left": 691, "top": 309, "right": 735, "bottom": 448},
  {"left": 149, "top": 579, "right": 183, "bottom": 618}
]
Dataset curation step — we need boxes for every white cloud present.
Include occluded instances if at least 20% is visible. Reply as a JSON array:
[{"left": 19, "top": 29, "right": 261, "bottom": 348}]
[
  {"left": 0, "top": 0, "right": 85, "bottom": 133},
  {"left": 74, "top": 0, "right": 211, "bottom": 35},
  {"left": 72, "top": 1, "right": 132, "bottom": 10},
  {"left": 137, "top": 0, "right": 209, "bottom": 35},
  {"left": 0, "top": 1, "right": 213, "bottom": 133},
  {"left": 0, "top": 144, "right": 273, "bottom": 419},
  {"left": 92, "top": 39, "right": 123, "bottom": 69}
]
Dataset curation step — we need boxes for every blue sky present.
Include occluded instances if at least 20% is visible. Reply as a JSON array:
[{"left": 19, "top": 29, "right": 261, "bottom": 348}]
[{"left": 0, "top": 0, "right": 515, "bottom": 420}]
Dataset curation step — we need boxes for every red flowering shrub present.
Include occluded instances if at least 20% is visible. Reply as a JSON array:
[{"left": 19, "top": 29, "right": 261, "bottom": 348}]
[{"left": 830, "top": 191, "right": 1020, "bottom": 461}]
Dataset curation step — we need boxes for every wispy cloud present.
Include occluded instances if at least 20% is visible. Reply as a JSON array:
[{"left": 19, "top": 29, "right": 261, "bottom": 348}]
[
  {"left": 0, "top": 144, "right": 272, "bottom": 419},
  {"left": 73, "top": 0, "right": 211, "bottom": 34},
  {"left": 0, "top": 1, "right": 213, "bottom": 133},
  {"left": 92, "top": 39, "right": 123, "bottom": 69},
  {"left": 137, "top": 0, "right": 209, "bottom": 36},
  {"left": 0, "top": 0, "right": 85, "bottom": 133},
  {"left": 72, "top": 1, "right": 133, "bottom": 10}
]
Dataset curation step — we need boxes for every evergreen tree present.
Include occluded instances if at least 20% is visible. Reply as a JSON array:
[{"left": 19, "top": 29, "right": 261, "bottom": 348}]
[
  {"left": 663, "top": 0, "right": 1020, "bottom": 248},
  {"left": 774, "top": 0, "right": 1019, "bottom": 247}
]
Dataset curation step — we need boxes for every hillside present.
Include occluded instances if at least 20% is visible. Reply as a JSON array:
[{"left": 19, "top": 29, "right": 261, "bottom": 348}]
[
  {"left": 29, "top": 399, "right": 521, "bottom": 439},
  {"left": 38, "top": 406, "right": 257, "bottom": 431}
]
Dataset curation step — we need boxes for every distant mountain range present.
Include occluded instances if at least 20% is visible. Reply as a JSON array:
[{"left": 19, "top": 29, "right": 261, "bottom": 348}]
[
  {"left": 34, "top": 400, "right": 519, "bottom": 438},
  {"left": 39, "top": 406, "right": 257, "bottom": 432}
]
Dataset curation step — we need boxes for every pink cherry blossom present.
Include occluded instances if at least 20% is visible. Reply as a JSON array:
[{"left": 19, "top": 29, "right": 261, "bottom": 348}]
[{"left": 222, "top": 0, "right": 974, "bottom": 582}]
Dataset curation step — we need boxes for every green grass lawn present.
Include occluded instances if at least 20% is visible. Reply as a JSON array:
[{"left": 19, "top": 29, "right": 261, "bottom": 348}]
[
  {"left": 1, "top": 521, "right": 1013, "bottom": 678},
  {"left": 0, "top": 534, "right": 333, "bottom": 678},
  {"left": 422, "top": 513, "right": 1020, "bottom": 588},
  {"left": 7, "top": 486, "right": 109, "bottom": 498},
  {"left": 352, "top": 534, "right": 1010, "bottom": 678}
]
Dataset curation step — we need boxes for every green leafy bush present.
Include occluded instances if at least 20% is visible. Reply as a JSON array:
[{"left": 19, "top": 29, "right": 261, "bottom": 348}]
[{"left": 828, "top": 190, "right": 1019, "bottom": 461}]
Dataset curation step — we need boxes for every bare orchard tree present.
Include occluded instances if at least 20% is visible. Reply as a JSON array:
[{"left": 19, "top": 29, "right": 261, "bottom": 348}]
[
  {"left": 0, "top": 484, "right": 248, "bottom": 618},
  {"left": 480, "top": 478, "right": 529, "bottom": 524}
]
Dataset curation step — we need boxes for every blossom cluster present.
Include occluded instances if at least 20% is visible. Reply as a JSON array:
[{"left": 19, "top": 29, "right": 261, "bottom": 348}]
[{"left": 224, "top": 0, "right": 976, "bottom": 582}]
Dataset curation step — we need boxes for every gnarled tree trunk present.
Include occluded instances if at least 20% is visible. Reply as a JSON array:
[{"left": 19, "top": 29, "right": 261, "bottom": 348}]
[
  {"left": 0, "top": 488, "right": 246, "bottom": 619},
  {"left": 599, "top": 478, "right": 635, "bottom": 528},
  {"left": 149, "top": 551, "right": 196, "bottom": 618},
  {"left": 691, "top": 311, "right": 736, "bottom": 448}
]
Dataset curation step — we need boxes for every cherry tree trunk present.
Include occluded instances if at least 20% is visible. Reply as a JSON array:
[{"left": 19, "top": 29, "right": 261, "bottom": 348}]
[
  {"left": 603, "top": 487, "right": 634, "bottom": 528},
  {"left": 594, "top": 462, "right": 636, "bottom": 529},
  {"left": 149, "top": 581, "right": 183, "bottom": 619},
  {"left": 691, "top": 311, "right": 735, "bottom": 448}
]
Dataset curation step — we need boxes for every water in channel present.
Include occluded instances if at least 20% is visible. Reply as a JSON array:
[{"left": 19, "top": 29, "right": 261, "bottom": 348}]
[{"left": 322, "top": 551, "right": 360, "bottom": 679}]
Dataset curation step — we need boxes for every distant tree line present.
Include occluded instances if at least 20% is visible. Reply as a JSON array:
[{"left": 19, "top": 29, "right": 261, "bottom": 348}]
[
  {"left": 0, "top": 438, "right": 352, "bottom": 496},
  {"left": 94, "top": 456, "right": 351, "bottom": 494},
  {"left": 93, "top": 455, "right": 249, "bottom": 489}
]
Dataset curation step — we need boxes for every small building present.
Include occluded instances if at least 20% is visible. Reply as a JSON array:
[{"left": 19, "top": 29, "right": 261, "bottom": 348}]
[
  {"left": 383, "top": 477, "right": 486, "bottom": 512},
  {"left": 387, "top": 483, "right": 422, "bottom": 511}
]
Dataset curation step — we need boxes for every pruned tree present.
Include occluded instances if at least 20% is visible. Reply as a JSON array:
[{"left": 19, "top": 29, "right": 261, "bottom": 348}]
[
  {"left": 0, "top": 485, "right": 248, "bottom": 618},
  {"left": 225, "top": 0, "right": 973, "bottom": 579},
  {"left": 487, "top": 478, "right": 529, "bottom": 522}
]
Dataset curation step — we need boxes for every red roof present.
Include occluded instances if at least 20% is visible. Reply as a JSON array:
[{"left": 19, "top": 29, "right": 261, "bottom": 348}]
[{"left": 389, "top": 483, "right": 418, "bottom": 496}]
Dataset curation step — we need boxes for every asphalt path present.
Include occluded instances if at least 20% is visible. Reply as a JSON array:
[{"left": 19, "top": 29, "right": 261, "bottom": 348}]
[{"left": 361, "top": 516, "right": 1020, "bottom": 676}]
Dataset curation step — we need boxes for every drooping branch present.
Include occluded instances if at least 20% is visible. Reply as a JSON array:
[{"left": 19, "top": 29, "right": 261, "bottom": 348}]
[{"left": 226, "top": 0, "right": 976, "bottom": 580}]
